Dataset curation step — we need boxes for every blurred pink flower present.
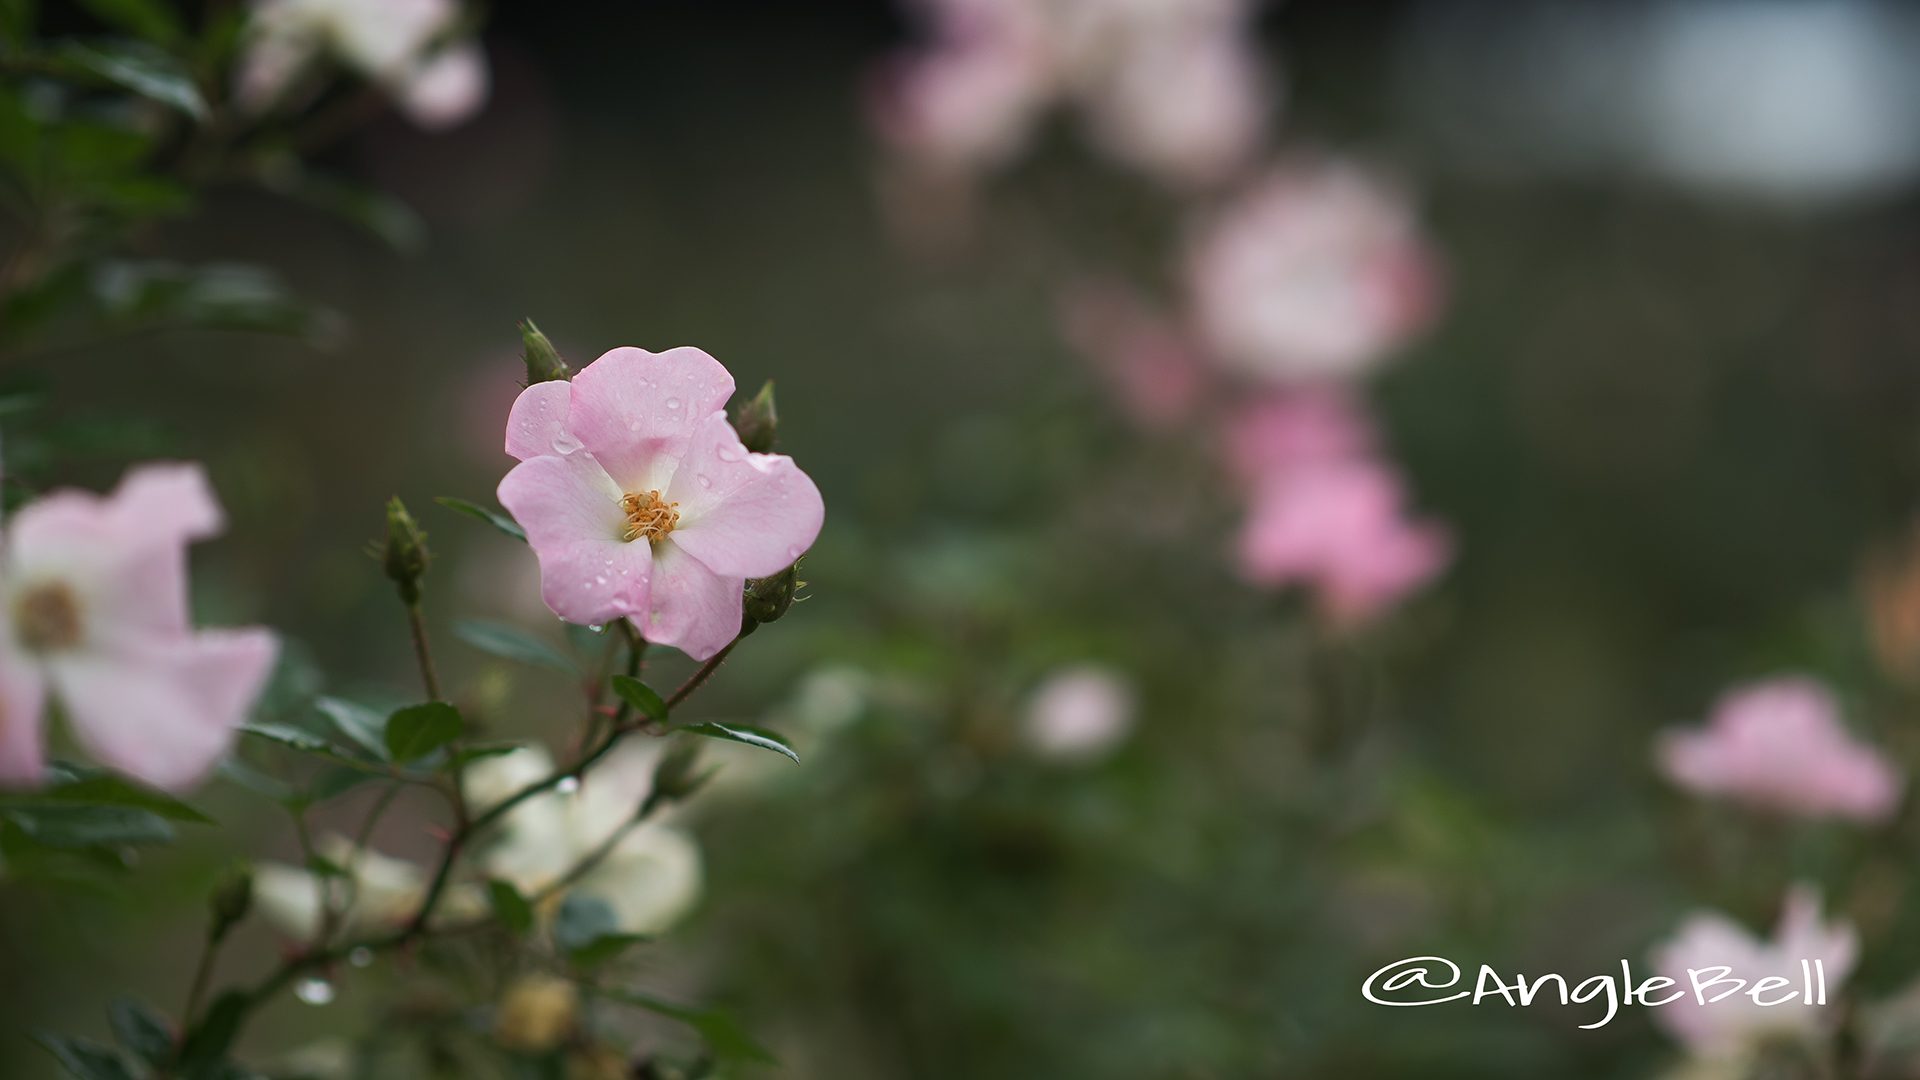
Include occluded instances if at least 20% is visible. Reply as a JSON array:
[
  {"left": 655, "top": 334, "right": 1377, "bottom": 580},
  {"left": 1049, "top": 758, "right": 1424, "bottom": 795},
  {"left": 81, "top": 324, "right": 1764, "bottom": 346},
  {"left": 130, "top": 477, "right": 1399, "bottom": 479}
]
[
  {"left": 1188, "top": 161, "right": 1439, "bottom": 383},
  {"left": 1657, "top": 677, "right": 1903, "bottom": 823},
  {"left": 1058, "top": 282, "right": 1208, "bottom": 430},
  {"left": 496, "top": 348, "right": 825, "bottom": 660},
  {"left": 1236, "top": 458, "right": 1449, "bottom": 623},
  {"left": 1650, "top": 886, "right": 1858, "bottom": 1059},
  {"left": 0, "top": 464, "right": 277, "bottom": 791},
  {"left": 238, "top": 0, "right": 490, "bottom": 131},
  {"left": 1023, "top": 664, "right": 1136, "bottom": 762},
  {"left": 1220, "top": 389, "right": 1375, "bottom": 488},
  {"left": 875, "top": 0, "right": 1268, "bottom": 188}
]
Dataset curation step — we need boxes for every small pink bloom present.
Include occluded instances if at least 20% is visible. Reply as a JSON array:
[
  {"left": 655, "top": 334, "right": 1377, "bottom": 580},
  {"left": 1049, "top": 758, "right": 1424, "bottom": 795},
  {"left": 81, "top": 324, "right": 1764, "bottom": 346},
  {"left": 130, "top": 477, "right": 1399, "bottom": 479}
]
[
  {"left": 496, "top": 348, "right": 825, "bottom": 661},
  {"left": 1058, "top": 282, "right": 1208, "bottom": 430},
  {"left": 1083, "top": 31, "right": 1268, "bottom": 189},
  {"left": 1657, "top": 677, "right": 1903, "bottom": 822},
  {"left": 1236, "top": 458, "right": 1449, "bottom": 623},
  {"left": 870, "top": 39, "right": 1048, "bottom": 176},
  {"left": 1650, "top": 886, "right": 1857, "bottom": 1058},
  {"left": 1023, "top": 664, "right": 1136, "bottom": 762},
  {"left": 1220, "top": 389, "right": 1376, "bottom": 488},
  {"left": 1189, "top": 161, "right": 1440, "bottom": 383},
  {"left": 0, "top": 464, "right": 278, "bottom": 791},
  {"left": 398, "top": 42, "right": 490, "bottom": 131}
]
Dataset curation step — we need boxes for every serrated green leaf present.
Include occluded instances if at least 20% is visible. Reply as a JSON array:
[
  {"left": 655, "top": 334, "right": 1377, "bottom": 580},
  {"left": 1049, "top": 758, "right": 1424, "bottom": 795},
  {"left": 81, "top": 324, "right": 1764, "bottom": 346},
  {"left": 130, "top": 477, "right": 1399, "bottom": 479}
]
[
  {"left": 436, "top": 496, "right": 526, "bottom": 541},
  {"left": 107, "top": 998, "right": 173, "bottom": 1066},
  {"left": 36, "top": 1033, "right": 137, "bottom": 1080},
  {"left": 593, "top": 988, "right": 777, "bottom": 1065},
  {"left": 487, "top": 879, "right": 533, "bottom": 936},
  {"left": 610, "top": 675, "right": 668, "bottom": 723},
  {"left": 383, "top": 702, "right": 463, "bottom": 763},
  {"left": 676, "top": 722, "right": 798, "bottom": 764},
  {"left": 59, "top": 42, "right": 206, "bottom": 119},
  {"left": 454, "top": 619, "right": 577, "bottom": 674},
  {"left": 567, "top": 931, "right": 648, "bottom": 969}
]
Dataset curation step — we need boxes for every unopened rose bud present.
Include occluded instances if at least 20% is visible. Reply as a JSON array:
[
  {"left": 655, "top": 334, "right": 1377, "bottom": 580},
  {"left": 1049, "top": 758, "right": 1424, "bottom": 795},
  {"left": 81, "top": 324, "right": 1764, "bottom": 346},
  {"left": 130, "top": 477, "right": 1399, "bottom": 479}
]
[
  {"left": 493, "top": 974, "right": 579, "bottom": 1054},
  {"left": 209, "top": 865, "right": 253, "bottom": 941},
  {"left": 382, "top": 497, "right": 431, "bottom": 605},
  {"left": 519, "top": 319, "right": 570, "bottom": 384},
  {"left": 743, "top": 561, "right": 801, "bottom": 626},
  {"left": 731, "top": 380, "right": 777, "bottom": 453}
]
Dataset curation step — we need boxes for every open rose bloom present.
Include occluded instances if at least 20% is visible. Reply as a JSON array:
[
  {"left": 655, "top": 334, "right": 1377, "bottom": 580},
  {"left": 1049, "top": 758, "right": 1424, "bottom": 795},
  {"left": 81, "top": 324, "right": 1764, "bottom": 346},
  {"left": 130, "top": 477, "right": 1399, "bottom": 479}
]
[
  {"left": 497, "top": 347, "right": 825, "bottom": 660},
  {"left": 1651, "top": 886, "right": 1858, "bottom": 1059},
  {"left": 0, "top": 464, "right": 277, "bottom": 792},
  {"left": 1657, "top": 676, "right": 1903, "bottom": 823}
]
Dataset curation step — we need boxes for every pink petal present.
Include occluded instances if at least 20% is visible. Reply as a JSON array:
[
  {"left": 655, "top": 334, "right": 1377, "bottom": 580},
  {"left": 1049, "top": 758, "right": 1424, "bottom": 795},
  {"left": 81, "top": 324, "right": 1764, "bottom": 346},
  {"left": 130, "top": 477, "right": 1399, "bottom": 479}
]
[
  {"left": 8, "top": 463, "right": 224, "bottom": 640},
  {"left": 398, "top": 41, "right": 489, "bottom": 130},
  {"left": 0, "top": 645, "right": 47, "bottom": 787},
  {"left": 665, "top": 413, "right": 825, "bottom": 579},
  {"left": 505, "top": 380, "right": 575, "bottom": 461},
  {"left": 498, "top": 453, "right": 655, "bottom": 624},
  {"left": 51, "top": 629, "right": 276, "bottom": 792},
  {"left": 565, "top": 347, "right": 736, "bottom": 492},
  {"left": 637, "top": 541, "right": 745, "bottom": 661}
]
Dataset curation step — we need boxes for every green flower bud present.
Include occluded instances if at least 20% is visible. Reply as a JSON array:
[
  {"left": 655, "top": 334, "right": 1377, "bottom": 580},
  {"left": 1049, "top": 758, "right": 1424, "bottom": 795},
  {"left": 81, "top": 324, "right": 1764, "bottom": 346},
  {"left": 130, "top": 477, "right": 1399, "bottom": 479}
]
[
  {"left": 643, "top": 740, "right": 711, "bottom": 816},
  {"left": 731, "top": 380, "right": 778, "bottom": 454},
  {"left": 519, "top": 319, "right": 570, "bottom": 384},
  {"left": 209, "top": 865, "right": 253, "bottom": 941},
  {"left": 743, "top": 561, "right": 801, "bottom": 625},
  {"left": 382, "top": 497, "right": 431, "bottom": 605}
]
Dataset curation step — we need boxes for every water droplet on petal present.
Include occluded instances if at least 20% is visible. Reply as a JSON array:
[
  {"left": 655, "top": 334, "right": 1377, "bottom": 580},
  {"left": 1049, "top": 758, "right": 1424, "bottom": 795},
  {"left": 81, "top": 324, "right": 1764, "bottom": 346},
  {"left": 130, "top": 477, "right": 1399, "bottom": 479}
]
[
  {"left": 665, "top": 397, "right": 682, "bottom": 410},
  {"left": 588, "top": 623, "right": 603, "bottom": 633},
  {"left": 551, "top": 432, "right": 582, "bottom": 454},
  {"left": 295, "top": 978, "right": 336, "bottom": 1006},
  {"left": 696, "top": 474, "right": 713, "bottom": 489},
  {"left": 556, "top": 776, "right": 581, "bottom": 795}
]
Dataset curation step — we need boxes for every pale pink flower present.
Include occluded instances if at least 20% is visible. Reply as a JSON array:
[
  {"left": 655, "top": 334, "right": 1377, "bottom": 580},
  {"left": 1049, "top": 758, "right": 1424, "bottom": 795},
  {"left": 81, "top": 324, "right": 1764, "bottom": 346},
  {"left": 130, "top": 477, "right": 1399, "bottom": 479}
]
[
  {"left": 496, "top": 347, "right": 825, "bottom": 661},
  {"left": 1189, "top": 161, "right": 1439, "bottom": 383},
  {"left": 238, "top": 0, "right": 489, "bottom": 131},
  {"left": 1657, "top": 677, "right": 1903, "bottom": 823},
  {"left": 1236, "top": 458, "right": 1449, "bottom": 623},
  {"left": 1220, "top": 389, "right": 1375, "bottom": 488},
  {"left": 870, "top": 39, "right": 1048, "bottom": 176},
  {"left": 1058, "top": 282, "right": 1208, "bottom": 430},
  {"left": 1651, "top": 886, "right": 1858, "bottom": 1059},
  {"left": 1023, "top": 664, "right": 1136, "bottom": 762},
  {"left": 0, "top": 464, "right": 277, "bottom": 791},
  {"left": 1082, "top": 30, "right": 1268, "bottom": 189}
]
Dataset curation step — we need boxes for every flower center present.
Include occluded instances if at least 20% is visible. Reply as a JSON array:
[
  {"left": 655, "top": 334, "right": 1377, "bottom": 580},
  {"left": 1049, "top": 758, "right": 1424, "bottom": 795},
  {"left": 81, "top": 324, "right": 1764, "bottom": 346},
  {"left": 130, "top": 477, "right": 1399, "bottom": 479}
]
[
  {"left": 620, "top": 490, "right": 680, "bottom": 543},
  {"left": 14, "top": 581, "right": 82, "bottom": 652}
]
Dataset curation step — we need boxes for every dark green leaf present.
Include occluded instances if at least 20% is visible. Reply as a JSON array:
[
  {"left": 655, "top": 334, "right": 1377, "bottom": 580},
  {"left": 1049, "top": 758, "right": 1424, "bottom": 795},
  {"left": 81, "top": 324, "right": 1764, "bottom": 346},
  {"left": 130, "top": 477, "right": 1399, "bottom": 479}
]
[
  {"left": 0, "top": 0, "right": 36, "bottom": 48},
  {"left": 594, "top": 989, "right": 777, "bottom": 1065},
  {"left": 59, "top": 42, "right": 206, "bottom": 119},
  {"left": 107, "top": 998, "right": 173, "bottom": 1066},
  {"left": 454, "top": 620, "right": 577, "bottom": 674},
  {"left": 262, "top": 165, "right": 425, "bottom": 252},
  {"left": 610, "top": 675, "right": 668, "bottom": 723},
  {"left": 314, "top": 697, "right": 388, "bottom": 760},
  {"left": 567, "top": 932, "right": 648, "bottom": 969},
  {"left": 36, "top": 1033, "right": 137, "bottom": 1080},
  {"left": 2, "top": 768, "right": 211, "bottom": 823},
  {"left": 384, "top": 702, "right": 463, "bottom": 763},
  {"left": 676, "top": 722, "right": 798, "bottom": 764},
  {"left": 3, "top": 805, "right": 174, "bottom": 847},
  {"left": 89, "top": 260, "right": 339, "bottom": 343},
  {"left": 487, "top": 879, "right": 533, "bottom": 936},
  {"left": 176, "top": 991, "right": 245, "bottom": 1073},
  {"left": 436, "top": 496, "right": 526, "bottom": 541},
  {"left": 453, "top": 741, "right": 525, "bottom": 767},
  {"left": 239, "top": 723, "right": 390, "bottom": 777},
  {"left": 216, "top": 759, "right": 295, "bottom": 803}
]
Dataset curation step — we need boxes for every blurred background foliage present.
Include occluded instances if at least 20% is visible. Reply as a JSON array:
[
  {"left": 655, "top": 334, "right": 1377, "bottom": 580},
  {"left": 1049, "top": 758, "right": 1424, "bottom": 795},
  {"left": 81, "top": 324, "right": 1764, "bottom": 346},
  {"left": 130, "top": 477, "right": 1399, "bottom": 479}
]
[{"left": 7, "top": 1, "right": 1920, "bottom": 1077}]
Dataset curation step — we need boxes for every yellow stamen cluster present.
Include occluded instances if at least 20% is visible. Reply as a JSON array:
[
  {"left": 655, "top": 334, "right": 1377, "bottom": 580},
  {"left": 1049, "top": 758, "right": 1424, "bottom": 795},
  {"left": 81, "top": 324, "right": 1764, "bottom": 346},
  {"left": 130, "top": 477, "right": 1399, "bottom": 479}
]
[
  {"left": 620, "top": 490, "right": 680, "bottom": 542},
  {"left": 15, "top": 582, "right": 82, "bottom": 651}
]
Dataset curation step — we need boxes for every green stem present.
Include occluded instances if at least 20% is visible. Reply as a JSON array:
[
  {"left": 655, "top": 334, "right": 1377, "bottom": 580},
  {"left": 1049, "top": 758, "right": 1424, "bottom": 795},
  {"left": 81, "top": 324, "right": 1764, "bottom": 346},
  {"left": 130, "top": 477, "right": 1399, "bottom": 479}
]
[{"left": 405, "top": 603, "right": 443, "bottom": 703}]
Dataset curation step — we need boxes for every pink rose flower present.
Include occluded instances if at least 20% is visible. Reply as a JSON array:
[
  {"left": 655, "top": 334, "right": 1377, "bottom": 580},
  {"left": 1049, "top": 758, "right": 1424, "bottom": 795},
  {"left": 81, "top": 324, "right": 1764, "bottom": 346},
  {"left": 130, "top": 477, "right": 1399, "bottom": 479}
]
[
  {"left": 1650, "top": 886, "right": 1858, "bottom": 1058},
  {"left": 0, "top": 464, "right": 278, "bottom": 791},
  {"left": 1236, "top": 458, "right": 1449, "bottom": 624},
  {"left": 1657, "top": 676, "right": 1903, "bottom": 823},
  {"left": 1058, "top": 281, "right": 1208, "bottom": 431},
  {"left": 1189, "top": 161, "right": 1439, "bottom": 383},
  {"left": 496, "top": 347, "right": 825, "bottom": 661},
  {"left": 1220, "top": 389, "right": 1375, "bottom": 488}
]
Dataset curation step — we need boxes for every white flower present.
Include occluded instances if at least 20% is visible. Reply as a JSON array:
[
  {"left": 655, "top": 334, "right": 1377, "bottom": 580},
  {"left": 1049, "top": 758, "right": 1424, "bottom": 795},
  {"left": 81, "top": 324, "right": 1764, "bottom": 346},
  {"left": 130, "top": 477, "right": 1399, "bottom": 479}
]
[
  {"left": 465, "top": 743, "right": 703, "bottom": 937},
  {"left": 1022, "top": 664, "right": 1136, "bottom": 762},
  {"left": 253, "top": 834, "right": 484, "bottom": 940}
]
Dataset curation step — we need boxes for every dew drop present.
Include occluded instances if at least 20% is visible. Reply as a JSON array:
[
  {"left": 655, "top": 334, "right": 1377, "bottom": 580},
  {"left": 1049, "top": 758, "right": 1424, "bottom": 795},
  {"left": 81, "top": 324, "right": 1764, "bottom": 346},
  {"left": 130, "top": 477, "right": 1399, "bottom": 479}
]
[
  {"left": 696, "top": 474, "right": 713, "bottom": 489},
  {"left": 551, "top": 432, "right": 582, "bottom": 454},
  {"left": 556, "top": 776, "right": 581, "bottom": 795},
  {"left": 588, "top": 623, "right": 603, "bottom": 633},
  {"left": 295, "top": 978, "right": 335, "bottom": 1006},
  {"left": 665, "top": 397, "right": 682, "bottom": 410}
]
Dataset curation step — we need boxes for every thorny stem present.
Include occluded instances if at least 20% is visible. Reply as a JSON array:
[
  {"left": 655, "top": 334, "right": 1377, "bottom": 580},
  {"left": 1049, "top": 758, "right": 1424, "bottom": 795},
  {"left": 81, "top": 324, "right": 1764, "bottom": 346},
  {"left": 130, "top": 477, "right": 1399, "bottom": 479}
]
[{"left": 665, "top": 633, "right": 743, "bottom": 710}]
